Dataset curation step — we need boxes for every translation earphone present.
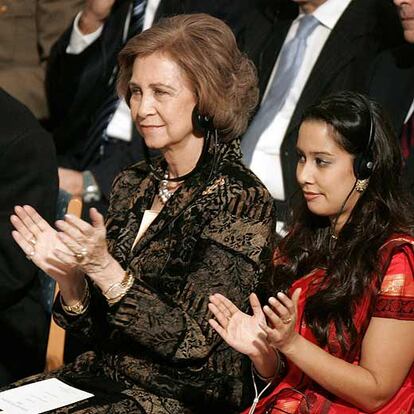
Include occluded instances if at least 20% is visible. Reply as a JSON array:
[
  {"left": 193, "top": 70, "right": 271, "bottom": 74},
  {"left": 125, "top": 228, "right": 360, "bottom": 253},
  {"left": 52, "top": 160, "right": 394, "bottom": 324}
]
[
  {"left": 352, "top": 98, "right": 375, "bottom": 180},
  {"left": 191, "top": 106, "right": 215, "bottom": 136}
]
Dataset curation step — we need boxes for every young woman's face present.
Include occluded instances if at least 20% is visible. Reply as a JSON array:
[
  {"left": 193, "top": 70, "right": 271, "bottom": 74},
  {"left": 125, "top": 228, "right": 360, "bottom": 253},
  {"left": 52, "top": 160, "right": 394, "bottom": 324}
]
[
  {"left": 296, "top": 120, "right": 362, "bottom": 228},
  {"left": 128, "top": 52, "right": 198, "bottom": 152}
]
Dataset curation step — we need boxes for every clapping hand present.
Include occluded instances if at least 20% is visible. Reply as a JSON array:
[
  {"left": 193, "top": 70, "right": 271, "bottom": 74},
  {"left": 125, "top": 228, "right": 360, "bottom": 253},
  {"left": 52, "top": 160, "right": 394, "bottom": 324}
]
[
  {"left": 208, "top": 293, "right": 270, "bottom": 358},
  {"left": 10, "top": 205, "right": 77, "bottom": 282},
  {"left": 54, "top": 207, "right": 115, "bottom": 285},
  {"left": 261, "top": 289, "right": 302, "bottom": 354}
]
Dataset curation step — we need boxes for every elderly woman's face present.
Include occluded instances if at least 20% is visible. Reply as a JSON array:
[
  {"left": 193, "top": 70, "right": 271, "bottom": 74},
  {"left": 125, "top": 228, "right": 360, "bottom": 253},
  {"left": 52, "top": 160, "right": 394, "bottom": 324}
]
[{"left": 128, "top": 52, "right": 197, "bottom": 151}]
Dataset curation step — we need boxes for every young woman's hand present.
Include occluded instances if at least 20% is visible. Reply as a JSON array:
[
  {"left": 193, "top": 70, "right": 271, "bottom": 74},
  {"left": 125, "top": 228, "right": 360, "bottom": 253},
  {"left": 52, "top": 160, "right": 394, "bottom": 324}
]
[
  {"left": 262, "top": 288, "right": 302, "bottom": 354},
  {"left": 208, "top": 293, "right": 271, "bottom": 358}
]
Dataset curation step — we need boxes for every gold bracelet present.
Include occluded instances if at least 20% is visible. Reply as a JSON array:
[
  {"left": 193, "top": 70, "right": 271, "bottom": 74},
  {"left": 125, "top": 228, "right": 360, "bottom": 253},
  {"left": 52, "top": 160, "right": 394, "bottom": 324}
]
[
  {"left": 60, "top": 279, "right": 90, "bottom": 315},
  {"left": 102, "top": 271, "right": 135, "bottom": 305}
]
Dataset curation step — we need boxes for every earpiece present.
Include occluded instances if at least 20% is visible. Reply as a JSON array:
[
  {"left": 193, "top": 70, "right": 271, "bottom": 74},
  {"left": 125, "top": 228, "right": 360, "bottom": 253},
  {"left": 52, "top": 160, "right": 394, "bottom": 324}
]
[
  {"left": 353, "top": 98, "right": 375, "bottom": 180},
  {"left": 192, "top": 106, "right": 214, "bottom": 135}
]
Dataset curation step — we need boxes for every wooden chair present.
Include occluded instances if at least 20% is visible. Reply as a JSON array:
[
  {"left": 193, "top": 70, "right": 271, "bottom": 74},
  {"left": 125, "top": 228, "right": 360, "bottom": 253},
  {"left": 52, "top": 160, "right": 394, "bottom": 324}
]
[{"left": 44, "top": 195, "right": 83, "bottom": 372}]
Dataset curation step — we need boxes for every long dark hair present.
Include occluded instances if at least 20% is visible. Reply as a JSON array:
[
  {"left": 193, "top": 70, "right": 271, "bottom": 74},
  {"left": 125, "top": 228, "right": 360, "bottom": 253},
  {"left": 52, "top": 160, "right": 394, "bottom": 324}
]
[{"left": 271, "top": 91, "right": 414, "bottom": 354}]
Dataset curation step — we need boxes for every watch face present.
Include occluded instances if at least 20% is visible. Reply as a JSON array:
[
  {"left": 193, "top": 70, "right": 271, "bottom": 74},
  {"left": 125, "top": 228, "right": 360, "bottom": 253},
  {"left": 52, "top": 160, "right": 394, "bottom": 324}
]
[{"left": 105, "top": 285, "right": 125, "bottom": 300}]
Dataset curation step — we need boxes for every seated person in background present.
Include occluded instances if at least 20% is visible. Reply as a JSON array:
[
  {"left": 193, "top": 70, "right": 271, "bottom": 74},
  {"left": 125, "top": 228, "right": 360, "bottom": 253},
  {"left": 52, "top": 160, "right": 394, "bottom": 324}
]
[
  {"left": 368, "top": 0, "right": 414, "bottom": 192},
  {"left": 209, "top": 91, "right": 414, "bottom": 413},
  {"left": 0, "top": 88, "right": 58, "bottom": 385},
  {"left": 0, "top": 0, "right": 83, "bottom": 121},
  {"left": 239, "top": 0, "right": 403, "bottom": 231},
  {"left": 8, "top": 14, "right": 275, "bottom": 413}
]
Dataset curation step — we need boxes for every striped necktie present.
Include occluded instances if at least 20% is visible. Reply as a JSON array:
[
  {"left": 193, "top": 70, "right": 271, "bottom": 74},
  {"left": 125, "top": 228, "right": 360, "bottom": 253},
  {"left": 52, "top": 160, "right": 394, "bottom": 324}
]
[{"left": 241, "top": 14, "right": 319, "bottom": 165}]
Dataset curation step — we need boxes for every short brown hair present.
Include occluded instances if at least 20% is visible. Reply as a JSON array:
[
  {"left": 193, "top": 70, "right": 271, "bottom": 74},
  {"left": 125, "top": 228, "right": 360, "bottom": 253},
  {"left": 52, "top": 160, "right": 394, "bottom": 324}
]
[{"left": 117, "top": 13, "right": 258, "bottom": 141}]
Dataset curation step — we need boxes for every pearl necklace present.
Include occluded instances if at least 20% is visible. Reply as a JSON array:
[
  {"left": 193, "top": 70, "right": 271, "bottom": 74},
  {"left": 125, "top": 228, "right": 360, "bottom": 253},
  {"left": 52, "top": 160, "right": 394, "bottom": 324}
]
[{"left": 158, "top": 172, "right": 174, "bottom": 204}]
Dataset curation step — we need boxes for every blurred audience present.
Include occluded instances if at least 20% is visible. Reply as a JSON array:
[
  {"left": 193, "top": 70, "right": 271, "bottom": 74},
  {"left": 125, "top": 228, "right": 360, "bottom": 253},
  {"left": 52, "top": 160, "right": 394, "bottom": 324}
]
[
  {"left": 0, "top": 0, "right": 82, "bottom": 121},
  {"left": 0, "top": 88, "right": 58, "bottom": 385},
  {"left": 369, "top": 0, "right": 414, "bottom": 192},
  {"left": 239, "top": 0, "right": 403, "bottom": 228}
]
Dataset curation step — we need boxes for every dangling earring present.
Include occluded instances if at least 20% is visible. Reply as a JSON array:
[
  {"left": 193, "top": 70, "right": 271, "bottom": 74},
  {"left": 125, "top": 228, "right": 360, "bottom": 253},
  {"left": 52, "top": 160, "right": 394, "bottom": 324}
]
[{"left": 355, "top": 178, "right": 369, "bottom": 193}]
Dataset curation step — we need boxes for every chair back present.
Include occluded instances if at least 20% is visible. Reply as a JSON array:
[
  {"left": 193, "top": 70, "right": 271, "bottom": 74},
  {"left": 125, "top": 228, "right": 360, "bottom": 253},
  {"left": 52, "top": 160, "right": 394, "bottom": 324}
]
[{"left": 44, "top": 192, "right": 82, "bottom": 372}]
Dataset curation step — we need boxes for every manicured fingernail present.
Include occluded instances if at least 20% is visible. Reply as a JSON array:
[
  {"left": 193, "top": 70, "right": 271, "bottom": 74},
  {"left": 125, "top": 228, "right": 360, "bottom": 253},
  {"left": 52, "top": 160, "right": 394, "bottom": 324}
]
[{"left": 268, "top": 297, "right": 277, "bottom": 305}]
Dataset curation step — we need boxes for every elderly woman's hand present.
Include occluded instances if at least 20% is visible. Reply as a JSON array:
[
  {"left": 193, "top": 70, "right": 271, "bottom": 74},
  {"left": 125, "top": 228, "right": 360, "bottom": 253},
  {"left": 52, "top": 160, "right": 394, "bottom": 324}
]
[
  {"left": 10, "top": 205, "right": 78, "bottom": 282},
  {"left": 262, "top": 288, "right": 302, "bottom": 355},
  {"left": 55, "top": 208, "right": 115, "bottom": 283}
]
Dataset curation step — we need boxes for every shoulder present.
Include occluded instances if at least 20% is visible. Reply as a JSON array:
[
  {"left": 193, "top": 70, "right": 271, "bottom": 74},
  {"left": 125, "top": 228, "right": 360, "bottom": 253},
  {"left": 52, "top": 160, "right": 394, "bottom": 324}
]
[
  {"left": 216, "top": 157, "right": 275, "bottom": 219},
  {"left": 374, "top": 242, "right": 414, "bottom": 321},
  {"left": 374, "top": 234, "right": 414, "bottom": 320},
  {"left": 113, "top": 159, "right": 150, "bottom": 187},
  {"left": 0, "top": 89, "right": 53, "bottom": 149}
]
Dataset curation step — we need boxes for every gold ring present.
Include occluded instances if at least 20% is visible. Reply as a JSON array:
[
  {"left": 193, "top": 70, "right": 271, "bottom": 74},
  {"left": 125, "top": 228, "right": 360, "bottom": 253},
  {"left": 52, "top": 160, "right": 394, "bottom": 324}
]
[
  {"left": 26, "top": 250, "right": 35, "bottom": 261},
  {"left": 29, "top": 237, "right": 36, "bottom": 246},
  {"left": 282, "top": 317, "right": 292, "bottom": 324},
  {"left": 74, "top": 247, "right": 87, "bottom": 261}
]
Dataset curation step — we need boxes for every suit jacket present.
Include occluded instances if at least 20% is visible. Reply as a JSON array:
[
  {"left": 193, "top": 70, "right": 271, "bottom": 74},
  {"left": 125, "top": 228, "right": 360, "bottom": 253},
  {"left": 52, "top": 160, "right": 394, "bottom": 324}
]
[
  {"left": 241, "top": 0, "right": 403, "bottom": 204},
  {"left": 30, "top": 140, "right": 277, "bottom": 413},
  {"left": 0, "top": 89, "right": 58, "bottom": 385},
  {"left": 0, "top": 0, "right": 83, "bottom": 119},
  {"left": 368, "top": 43, "right": 414, "bottom": 190}
]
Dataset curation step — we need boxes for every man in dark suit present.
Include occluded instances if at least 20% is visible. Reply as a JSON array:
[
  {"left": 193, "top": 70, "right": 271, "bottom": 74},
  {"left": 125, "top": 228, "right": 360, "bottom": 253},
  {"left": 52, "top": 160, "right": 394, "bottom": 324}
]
[
  {"left": 47, "top": 0, "right": 250, "bottom": 217},
  {"left": 240, "top": 0, "right": 402, "bottom": 224},
  {"left": 0, "top": 89, "right": 58, "bottom": 385},
  {"left": 47, "top": 0, "right": 161, "bottom": 217},
  {"left": 368, "top": 0, "right": 414, "bottom": 190}
]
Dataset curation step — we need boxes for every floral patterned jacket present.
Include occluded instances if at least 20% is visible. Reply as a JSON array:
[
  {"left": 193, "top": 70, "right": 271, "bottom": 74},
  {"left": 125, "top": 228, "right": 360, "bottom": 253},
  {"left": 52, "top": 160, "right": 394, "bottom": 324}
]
[{"left": 52, "top": 139, "right": 276, "bottom": 413}]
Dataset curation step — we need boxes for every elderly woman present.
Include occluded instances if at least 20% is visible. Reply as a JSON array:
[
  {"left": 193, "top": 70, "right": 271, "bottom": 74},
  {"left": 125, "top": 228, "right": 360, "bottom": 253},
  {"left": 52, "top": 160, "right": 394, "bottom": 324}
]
[
  {"left": 8, "top": 13, "right": 275, "bottom": 414},
  {"left": 209, "top": 92, "right": 414, "bottom": 413}
]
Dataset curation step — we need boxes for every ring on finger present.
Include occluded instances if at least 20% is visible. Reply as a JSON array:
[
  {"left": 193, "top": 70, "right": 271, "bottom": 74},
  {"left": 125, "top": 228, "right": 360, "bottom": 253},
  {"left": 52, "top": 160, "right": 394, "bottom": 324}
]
[
  {"left": 74, "top": 246, "right": 88, "bottom": 261},
  {"left": 26, "top": 250, "right": 35, "bottom": 261},
  {"left": 29, "top": 237, "right": 36, "bottom": 246},
  {"left": 281, "top": 317, "right": 292, "bottom": 324}
]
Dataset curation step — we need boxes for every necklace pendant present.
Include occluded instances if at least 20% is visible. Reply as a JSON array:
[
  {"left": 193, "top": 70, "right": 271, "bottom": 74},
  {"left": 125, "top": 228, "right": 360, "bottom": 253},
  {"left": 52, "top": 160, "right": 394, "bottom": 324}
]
[{"left": 158, "top": 171, "right": 173, "bottom": 204}]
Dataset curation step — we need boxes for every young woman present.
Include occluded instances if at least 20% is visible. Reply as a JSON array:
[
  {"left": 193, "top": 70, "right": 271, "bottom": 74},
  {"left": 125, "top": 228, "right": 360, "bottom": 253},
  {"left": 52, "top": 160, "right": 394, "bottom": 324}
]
[{"left": 209, "top": 91, "right": 414, "bottom": 413}]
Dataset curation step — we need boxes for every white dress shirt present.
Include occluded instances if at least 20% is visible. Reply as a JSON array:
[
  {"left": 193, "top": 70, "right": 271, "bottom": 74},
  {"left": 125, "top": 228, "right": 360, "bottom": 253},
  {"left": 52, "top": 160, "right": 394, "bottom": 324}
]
[
  {"left": 405, "top": 99, "right": 414, "bottom": 123},
  {"left": 248, "top": 0, "right": 352, "bottom": 200},
  {"left": 66, "top": 0, "right": 161, "bottom": 142}
]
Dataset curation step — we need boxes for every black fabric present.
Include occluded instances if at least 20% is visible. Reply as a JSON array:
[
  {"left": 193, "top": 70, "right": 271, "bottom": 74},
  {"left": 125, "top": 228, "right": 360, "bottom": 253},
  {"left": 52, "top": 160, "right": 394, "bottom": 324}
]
[
  {"left": 368, "top": 42, "right": 414, "bottom": 192},
  {"left": 0, "top": 88, "right": 58, "bottom": 385}
]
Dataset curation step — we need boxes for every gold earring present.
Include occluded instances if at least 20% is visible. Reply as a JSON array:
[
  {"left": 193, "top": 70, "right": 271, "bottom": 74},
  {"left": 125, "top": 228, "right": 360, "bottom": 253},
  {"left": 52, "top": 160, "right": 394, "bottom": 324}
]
[{"left": 355, "top": 178, "right": 369, "bottom": 193}]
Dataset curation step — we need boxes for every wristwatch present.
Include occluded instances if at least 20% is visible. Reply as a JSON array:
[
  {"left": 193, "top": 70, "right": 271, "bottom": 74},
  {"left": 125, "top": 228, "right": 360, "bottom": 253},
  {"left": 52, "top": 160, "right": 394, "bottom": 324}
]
[
  {"left": 82, "top": 170, "right": 101, "bottom": 203},
  {"left": 102, "top": 272, "right": 135, "bottom": 305}
]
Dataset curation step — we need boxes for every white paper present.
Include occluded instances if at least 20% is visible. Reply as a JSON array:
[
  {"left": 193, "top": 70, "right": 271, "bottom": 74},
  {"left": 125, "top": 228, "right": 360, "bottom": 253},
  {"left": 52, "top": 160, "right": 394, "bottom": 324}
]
[{"left": 0, "top": 378, "right": 94, "bottom": 414}]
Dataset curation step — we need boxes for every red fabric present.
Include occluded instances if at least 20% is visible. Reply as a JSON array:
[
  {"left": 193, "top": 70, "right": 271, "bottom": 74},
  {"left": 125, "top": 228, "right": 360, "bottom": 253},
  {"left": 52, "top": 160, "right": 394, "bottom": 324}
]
[
  {"left": 243, "top": 235, "right": 414, "bottom": 414},
  {"left": 401, "top": 113, "right": 414, "bottom": 161}
]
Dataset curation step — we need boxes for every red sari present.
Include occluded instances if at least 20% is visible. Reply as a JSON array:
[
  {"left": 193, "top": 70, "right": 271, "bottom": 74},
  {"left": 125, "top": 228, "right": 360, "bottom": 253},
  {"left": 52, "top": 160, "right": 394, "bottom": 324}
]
[{"left": 244, "top": 235, "right": 414, "bottom": 414}]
